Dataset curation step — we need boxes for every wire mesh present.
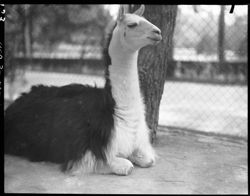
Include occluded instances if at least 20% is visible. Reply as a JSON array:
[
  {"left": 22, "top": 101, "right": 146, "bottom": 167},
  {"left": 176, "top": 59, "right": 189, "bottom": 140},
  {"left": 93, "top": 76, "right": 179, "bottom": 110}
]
[{"left": 162, "top": 5, "right": 247, "bottom": 137}]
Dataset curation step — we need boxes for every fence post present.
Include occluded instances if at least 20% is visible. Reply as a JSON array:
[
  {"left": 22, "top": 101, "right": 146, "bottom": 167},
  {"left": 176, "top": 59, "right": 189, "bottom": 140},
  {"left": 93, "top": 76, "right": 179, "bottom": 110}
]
[
  {"left": 24, "top": 5, "right": 32, "bottom": 58},
  {"left": 218, "top": 5, "right": 225, "bottom": 63}
]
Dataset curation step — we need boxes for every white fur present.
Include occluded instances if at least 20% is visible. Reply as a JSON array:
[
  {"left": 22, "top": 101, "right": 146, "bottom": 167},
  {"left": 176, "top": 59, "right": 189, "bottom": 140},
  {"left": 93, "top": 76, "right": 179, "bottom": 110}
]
[
  {"left": 108, "top": 50, "right": 151, "bottom": 157},
  {"left": 71, "top": 151, "right": 97, "bottom": 175},
  {"left": 75, "top": 5, "right": 161, "bottom": 175}
]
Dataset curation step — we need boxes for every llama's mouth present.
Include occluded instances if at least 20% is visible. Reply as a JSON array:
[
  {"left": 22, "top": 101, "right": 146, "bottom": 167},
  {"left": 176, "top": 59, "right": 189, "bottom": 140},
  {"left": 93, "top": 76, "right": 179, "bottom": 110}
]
[{"left": 147, "top": 36, "right": 162, "bottom": 42}]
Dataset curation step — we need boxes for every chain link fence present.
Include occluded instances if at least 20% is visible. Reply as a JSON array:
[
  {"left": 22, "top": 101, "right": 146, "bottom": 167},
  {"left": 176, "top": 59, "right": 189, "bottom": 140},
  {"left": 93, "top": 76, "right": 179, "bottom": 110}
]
[
  {"left": 161, "top": 5, "right": 247, "bottom": 138},
  {"left": 168, "top": 5, "right": 247, "bottom": 83},
  {"left": 4, "top": 5, "right": 248, "bottom": 138}
]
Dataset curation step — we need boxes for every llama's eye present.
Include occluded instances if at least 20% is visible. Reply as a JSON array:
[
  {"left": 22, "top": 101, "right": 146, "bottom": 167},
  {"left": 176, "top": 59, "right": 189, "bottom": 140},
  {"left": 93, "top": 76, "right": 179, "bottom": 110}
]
[{"left": 127, "top": 23, "right": 138, "bottom": 28}]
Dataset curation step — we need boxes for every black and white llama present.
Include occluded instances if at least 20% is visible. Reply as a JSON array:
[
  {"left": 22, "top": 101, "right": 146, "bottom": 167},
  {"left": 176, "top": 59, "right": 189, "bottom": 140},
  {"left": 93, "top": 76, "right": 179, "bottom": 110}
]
[{"left": 4, "top": 5, "right": 162, "bottom": 176}]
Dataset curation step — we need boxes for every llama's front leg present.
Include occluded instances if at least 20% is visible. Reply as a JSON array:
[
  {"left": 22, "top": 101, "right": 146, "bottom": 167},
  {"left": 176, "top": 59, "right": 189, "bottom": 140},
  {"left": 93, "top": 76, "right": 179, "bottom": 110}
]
[{"left": 108, "top": 157, "right": 134, "bottom": 175}]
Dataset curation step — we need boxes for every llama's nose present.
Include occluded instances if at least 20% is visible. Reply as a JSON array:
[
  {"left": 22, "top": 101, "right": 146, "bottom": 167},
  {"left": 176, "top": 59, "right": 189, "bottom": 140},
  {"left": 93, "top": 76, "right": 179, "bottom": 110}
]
[
  {"left": 152, "top": 28, "right": 161, "bottom": 35},
  {"left": 151, "top": 28, "right": 162, "bottom": 42}
]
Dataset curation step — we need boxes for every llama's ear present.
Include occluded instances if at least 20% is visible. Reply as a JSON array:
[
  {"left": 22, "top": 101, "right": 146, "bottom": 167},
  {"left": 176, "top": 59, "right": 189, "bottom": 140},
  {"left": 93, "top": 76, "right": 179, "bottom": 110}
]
[
  {"left": 117, "top": 5, "right": 126, "bottom": 22},
  {"left": 133, "top": 4, "right": 145, "bottom": 16}
]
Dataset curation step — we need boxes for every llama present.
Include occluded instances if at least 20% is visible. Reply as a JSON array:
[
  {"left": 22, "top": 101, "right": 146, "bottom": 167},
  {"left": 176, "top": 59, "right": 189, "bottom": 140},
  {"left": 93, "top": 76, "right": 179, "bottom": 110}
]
[{"left": 4, "top": 5, "right": 162, "bottom": 176}]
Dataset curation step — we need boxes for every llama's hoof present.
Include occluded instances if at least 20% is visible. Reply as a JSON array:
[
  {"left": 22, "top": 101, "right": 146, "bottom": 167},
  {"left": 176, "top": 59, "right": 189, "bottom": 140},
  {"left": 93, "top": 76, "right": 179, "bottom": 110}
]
[
  {"left": 115, "top": 165, "right": 134, "bottom": 176},
  {"left": 111, "top": 158, "right": 134, "bottom": 176},
  {"left": 140, "top": 159, "right": 154, "bottom": 168},
  {"left": 129, "top": 151, "right": 155, "bottom": 168},
  {"left": 132, "top": 157, "right": 155, "bottom": 168}
]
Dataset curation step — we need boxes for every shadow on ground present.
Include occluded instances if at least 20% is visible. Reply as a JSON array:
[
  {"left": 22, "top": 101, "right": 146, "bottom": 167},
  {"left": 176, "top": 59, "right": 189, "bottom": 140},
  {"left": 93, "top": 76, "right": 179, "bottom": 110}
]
[{"left": 4, "top": 127, "right": 248, "bottom": 194}]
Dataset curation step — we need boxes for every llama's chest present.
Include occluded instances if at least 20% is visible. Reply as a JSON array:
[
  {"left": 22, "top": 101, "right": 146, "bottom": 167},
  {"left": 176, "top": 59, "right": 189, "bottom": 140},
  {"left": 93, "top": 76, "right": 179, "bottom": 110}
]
[
  {"left": 113, "top": 113, "right": 142, "bottom": 157},
  {"left": 113, "top": 98, "right": 146, "bottom": 157}
]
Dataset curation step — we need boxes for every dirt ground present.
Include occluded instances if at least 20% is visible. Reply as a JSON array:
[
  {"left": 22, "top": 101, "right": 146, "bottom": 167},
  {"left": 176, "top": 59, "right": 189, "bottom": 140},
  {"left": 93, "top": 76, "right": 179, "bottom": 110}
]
[{"left": 4, "top": 127, "right": 248, "bottom": 194}]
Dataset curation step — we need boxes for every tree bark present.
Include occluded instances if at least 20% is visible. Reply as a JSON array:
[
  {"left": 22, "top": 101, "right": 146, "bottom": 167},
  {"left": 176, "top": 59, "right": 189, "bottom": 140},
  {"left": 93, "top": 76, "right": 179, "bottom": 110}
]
[{"left": 130, "top": 5, "right": 177, "bottom": 142}]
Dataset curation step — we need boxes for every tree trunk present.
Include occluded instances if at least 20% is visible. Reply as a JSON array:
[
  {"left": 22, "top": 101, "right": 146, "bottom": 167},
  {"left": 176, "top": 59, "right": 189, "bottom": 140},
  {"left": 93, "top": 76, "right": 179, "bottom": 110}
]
[{"left": 130, "top": 5, "right": 178, "bottom": 142}]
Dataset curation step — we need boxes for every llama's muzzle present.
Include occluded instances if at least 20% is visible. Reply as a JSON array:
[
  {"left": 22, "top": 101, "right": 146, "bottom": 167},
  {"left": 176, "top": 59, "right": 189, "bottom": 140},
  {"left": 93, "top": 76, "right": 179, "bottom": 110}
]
[{"left": 147, "top": 28, "right": 162, "bottom": 42}]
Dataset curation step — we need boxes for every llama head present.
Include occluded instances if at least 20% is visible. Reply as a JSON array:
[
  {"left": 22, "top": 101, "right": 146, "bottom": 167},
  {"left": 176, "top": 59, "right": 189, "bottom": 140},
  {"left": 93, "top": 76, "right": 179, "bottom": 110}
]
[{"left": 113, "top": 4, "right": 162, "bottom": 51}]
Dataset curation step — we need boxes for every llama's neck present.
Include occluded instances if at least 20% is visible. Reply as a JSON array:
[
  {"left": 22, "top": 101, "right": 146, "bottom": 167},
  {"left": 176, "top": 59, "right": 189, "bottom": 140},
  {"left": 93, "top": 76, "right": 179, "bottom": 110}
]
[{"left": 108, "top": 33, "right": 143, "bottom": 112}]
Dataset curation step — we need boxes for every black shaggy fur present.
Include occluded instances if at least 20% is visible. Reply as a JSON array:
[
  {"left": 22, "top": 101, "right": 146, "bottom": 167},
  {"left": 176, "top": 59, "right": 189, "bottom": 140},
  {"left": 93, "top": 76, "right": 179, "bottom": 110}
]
[
  {"left": 4, "top": 84, "right": 115, "bottom": 171},
  {"left": 4, "top": 22, "right": 117, "bottom": 171}
]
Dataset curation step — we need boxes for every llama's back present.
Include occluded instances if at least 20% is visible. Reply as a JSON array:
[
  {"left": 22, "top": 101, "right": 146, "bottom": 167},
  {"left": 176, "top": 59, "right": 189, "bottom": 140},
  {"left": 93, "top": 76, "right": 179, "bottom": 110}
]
[
  {"left": 4, "top": 85, "right": 60, "bottom": 161},
  {"left": 4, "top": 84, "right": 116, "bottom": 170}
]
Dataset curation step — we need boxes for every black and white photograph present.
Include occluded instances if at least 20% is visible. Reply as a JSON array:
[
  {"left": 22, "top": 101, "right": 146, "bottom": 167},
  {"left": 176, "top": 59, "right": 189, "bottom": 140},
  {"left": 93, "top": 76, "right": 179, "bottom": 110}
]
[{"left": 3, "top": 4, "right": 248, "bottom": 194}]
